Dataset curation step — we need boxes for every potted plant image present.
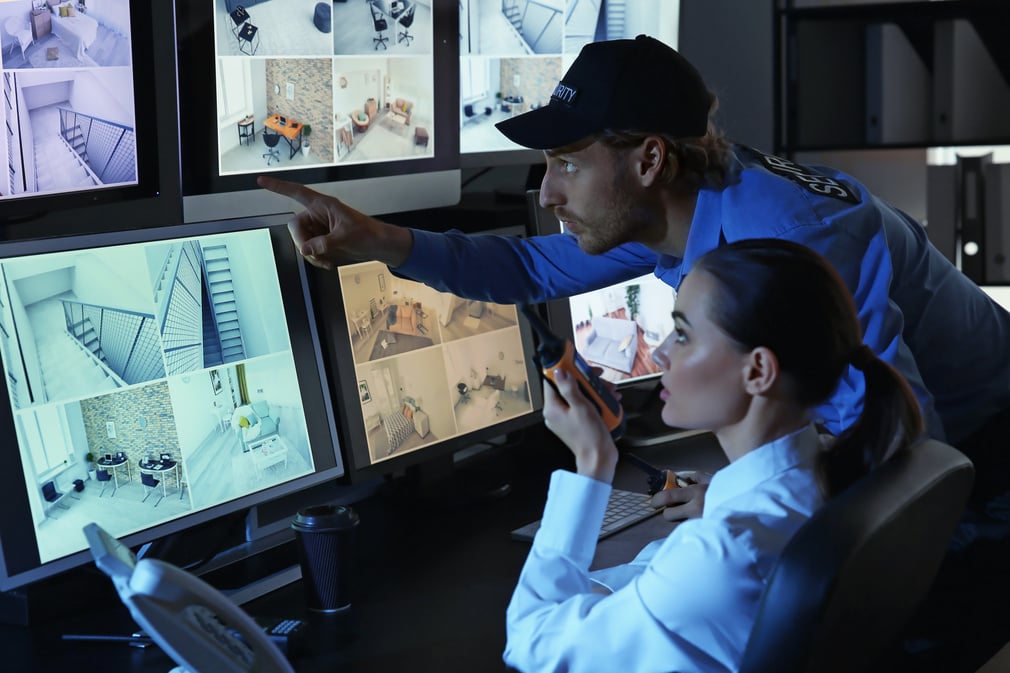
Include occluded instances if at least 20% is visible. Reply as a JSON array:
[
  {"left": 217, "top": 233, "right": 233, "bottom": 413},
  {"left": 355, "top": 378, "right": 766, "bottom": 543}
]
[
  {"left": 301, "top": 124, "right": 312, "bottom": 158},
  {"left": 85, "top": 452, "right": 97, "bottom": 480}
]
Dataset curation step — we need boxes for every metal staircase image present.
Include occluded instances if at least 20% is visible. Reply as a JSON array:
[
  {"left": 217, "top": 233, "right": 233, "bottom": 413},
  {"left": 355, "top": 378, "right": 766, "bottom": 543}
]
[
  {"left": 200, "top": 243, "right": 246, "bottom": 363},
  {"left": 605, "top": 0, "right": 626, "bottom": 40}
]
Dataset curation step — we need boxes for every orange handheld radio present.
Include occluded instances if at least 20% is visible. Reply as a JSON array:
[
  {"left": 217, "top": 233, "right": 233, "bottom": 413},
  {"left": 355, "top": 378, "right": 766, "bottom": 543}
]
[{"left": 520, "top": 305, "right": 626, "bottom": 440}]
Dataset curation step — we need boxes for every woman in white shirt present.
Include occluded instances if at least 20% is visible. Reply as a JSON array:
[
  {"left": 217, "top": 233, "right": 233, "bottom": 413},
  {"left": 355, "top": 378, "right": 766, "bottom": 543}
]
[{"left": 504, "top": 238, "right": 924, "bottom": 673}]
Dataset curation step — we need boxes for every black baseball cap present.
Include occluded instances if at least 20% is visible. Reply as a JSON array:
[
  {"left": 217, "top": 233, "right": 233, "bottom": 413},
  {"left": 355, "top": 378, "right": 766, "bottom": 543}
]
[{"left": 496, "top": 35, "right": 711, "bottom": 150}]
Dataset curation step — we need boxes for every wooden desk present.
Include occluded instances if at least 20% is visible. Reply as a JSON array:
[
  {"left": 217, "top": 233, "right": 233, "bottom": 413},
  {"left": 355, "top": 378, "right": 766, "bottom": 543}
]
[{"left": 263, "top": 114, "right": 303, "bottom": 158}]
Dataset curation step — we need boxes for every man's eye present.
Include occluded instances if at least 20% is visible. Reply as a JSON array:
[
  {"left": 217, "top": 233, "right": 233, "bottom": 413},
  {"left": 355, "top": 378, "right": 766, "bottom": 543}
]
[{"left": 563, "top": 161, "right": 576, "bottom": 173}]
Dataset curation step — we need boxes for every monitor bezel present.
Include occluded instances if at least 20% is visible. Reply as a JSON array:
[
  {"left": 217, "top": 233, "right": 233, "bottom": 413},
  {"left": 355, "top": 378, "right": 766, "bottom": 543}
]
[{"left": 0, "top": 214, "right": 344, "bottom": 592}]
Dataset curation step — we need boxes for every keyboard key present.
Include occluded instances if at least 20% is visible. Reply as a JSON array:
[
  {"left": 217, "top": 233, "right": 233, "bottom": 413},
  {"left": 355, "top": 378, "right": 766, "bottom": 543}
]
[{"left": 510, "top": 487, "right": 661, "bottom": 542}]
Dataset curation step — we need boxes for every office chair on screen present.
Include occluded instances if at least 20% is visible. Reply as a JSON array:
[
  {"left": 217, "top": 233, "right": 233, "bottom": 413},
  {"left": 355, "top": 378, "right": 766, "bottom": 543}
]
[
  {"left": 141, "top": 472, "right": 163, "bottom": 506},
  {"left": 96, "top": 468, "right": 115, "bottom": 497},
  {"left": 397, "top": 4, "right": 415, "bottom": 45},
  {"left": 262, "top": 130, "right": 281, "bottom": 165},
  {"left": 369, "top": 2, "right": 389, "bottom": 50},
  {"left": 738, "top": 439, "right": 973, "bottom": 673}
]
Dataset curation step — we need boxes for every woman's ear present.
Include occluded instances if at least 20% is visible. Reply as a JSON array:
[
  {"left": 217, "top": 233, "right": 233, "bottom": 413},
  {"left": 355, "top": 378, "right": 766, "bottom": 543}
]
[{"left": 742, "top": 346, "right": 779, "bottom": 396}]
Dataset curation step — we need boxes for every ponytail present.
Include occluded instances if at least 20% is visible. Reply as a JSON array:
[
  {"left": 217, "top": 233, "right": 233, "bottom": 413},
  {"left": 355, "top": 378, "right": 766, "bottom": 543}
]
[{"left": 817, "top": 345, "right": 923, "bottom": 497}]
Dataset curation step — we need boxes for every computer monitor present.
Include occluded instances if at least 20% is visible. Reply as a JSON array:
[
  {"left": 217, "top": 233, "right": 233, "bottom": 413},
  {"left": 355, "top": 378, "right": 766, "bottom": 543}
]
[
  {"left": 0, "top": 214, "right": 344, "bottom": 593},
  {"left": 0, "top": 0, "right": 183, "bottom": 238},
  {"left": 174, "top": 0, "right": 461, "bottom": 223},
  {"left": 311, "top": 225, "right": 545, "bottom": 483},
  {"left": 458, "top": 0, "right": 680, "bottom": 168}
]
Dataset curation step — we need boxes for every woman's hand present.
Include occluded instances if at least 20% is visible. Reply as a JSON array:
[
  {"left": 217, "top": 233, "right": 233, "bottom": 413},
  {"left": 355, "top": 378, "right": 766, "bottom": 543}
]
[
  {"left": 651, "top": 471, "right": 713, "bottom": 521},
  {"left": 542, "top": 368, "right": 619, "bottom": 484}
]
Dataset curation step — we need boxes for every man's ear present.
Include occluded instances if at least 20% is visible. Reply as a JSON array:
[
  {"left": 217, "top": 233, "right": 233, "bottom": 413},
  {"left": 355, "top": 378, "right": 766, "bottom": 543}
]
[
  {"left": 742, "top": 346, "right": 779, "bottom": 396},
  {"left": 635, "top": 135, "right": 669, "bottom": 187}
]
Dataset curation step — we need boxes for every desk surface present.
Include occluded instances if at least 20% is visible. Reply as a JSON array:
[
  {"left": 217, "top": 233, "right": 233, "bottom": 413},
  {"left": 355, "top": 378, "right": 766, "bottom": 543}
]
[
  {"left": 1, "top": 426, "right": 724, "bottom": 672},
  {"left": 264, "top": 114, "right": 303, "bottom": 141}
]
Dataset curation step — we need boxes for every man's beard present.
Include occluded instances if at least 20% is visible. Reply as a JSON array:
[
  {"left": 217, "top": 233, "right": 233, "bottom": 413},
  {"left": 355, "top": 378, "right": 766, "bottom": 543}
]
[{"left": 575, "top": 172, "right": 638, "bottom": 255}]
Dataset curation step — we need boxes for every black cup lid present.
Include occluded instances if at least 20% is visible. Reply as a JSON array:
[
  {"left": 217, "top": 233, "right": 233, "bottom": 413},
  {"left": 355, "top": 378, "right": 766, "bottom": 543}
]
[{"left": 291, "top": 504, "right": 359, "bottom": 532}]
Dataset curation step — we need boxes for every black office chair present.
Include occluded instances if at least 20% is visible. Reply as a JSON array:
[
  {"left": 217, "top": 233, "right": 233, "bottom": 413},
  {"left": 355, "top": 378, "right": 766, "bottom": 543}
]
[
  {"left": 738, "top": 438, "right": 974, "bottom": 673},
  {"left": 456, "top": 382, "right": 470, "bottom": 405},
  {"left": 141, "top": 472, "right": 163, "bottom": 506},
  {"left": 369, "top": 2, "right": 388, "bottom": 50},
  {"left": 42, "top": 481, "right": 69, "bottom": 511},
  {"left": 397, "top": 4, "right": 415, "bottom": 45},
  {"left": 262, "top": 130, "right": 281, "bottom": 166},
  {"left": 96, "top": 468, "right": 115, "bottom": 497}
]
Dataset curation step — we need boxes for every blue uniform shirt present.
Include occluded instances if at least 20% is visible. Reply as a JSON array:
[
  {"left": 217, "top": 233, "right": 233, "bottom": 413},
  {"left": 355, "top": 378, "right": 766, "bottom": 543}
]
[
  {"left": 504, "top": 424, "right": 827, "bottom": 673},
  {"left": 398, "top": 145, "right": 1010, "bottom": 445}
]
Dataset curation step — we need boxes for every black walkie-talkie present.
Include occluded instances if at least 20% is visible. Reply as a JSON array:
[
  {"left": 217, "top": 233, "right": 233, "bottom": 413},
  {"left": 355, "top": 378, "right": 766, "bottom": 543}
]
[{"left": 520, "top": 305, "right": 626, "bottom": 439}]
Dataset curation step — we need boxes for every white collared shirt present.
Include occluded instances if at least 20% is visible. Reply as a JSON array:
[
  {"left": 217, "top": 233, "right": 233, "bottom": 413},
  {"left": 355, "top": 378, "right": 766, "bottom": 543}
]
[{"left": 504, "top": 424, "right": 827, "bottom": 673}]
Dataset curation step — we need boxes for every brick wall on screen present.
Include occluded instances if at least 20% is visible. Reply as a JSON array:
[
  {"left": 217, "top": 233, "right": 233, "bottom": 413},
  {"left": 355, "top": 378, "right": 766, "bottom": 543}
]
[
  {"left": 265, "top": 58, "right": 335, "bottom": 163},
  {"left": 80, "top": 382, "right": 180, "bottom": 466}
]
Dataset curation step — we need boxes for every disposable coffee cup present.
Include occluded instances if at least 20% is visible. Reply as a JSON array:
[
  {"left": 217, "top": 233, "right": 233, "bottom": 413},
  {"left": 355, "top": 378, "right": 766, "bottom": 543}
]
[{"left": 291, "top": 504, "right": 359, "bottom": 612}]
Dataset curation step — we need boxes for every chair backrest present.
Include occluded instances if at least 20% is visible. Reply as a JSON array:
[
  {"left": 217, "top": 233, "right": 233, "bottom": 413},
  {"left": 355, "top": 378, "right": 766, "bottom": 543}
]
[
  {"left": 263, "top": 131, "right": 280, "bottom": 148},
  {"left": 400, "top": 4, "right": 415, "bottom": 26},
  {"left": 96, "top": 468, "right": 111, "bottom": 482},
  {"left": 142, "top": 472, "right": 159, "bottom": 487},
  {"left": 739, "top": 438, "right": 974, "bottom": 673},
  {"left": 42, "top": 481, "right": 58, "bottom": 501}
]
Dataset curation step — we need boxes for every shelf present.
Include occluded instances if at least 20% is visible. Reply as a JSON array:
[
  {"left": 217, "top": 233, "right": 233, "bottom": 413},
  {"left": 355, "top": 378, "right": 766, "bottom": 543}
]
[{"left": 778, "top": 0, "right": 1010, "bottom": 153}]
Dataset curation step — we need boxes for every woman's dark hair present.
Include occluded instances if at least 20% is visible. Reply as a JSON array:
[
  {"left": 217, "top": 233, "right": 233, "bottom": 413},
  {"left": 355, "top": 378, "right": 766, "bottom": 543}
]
[{"left": 693, "top": 238, "right": 923, "bottom": 497}]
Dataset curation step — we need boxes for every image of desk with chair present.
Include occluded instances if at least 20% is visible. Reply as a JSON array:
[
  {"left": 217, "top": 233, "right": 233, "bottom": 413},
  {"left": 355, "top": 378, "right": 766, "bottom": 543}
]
[
  {"left": 138, "top": 455, "right": 180, "bottom": 506},
  {"left": 96, "top": 454, "right": 132, "bottom": 495},
  {"left": 263, "top": 113, "right": 303, "bottom": 159}
]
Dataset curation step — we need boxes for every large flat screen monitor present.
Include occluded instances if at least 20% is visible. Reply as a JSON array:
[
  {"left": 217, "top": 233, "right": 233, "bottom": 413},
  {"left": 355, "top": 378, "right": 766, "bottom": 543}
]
[
  {"left": 175, "top": 0, "right": 461, "bottom": 222},
  {"left": 0, "top": 0, "right": 182, "bottom": 238},
  {"left": 312, "top": 226, "right": 545, "bottom": 482},
  {"left": 459, "top": 0, "right": 680, "bottom": 167},
  {"left": 0, "top": 214, "right": 344, "bottom": 592}
]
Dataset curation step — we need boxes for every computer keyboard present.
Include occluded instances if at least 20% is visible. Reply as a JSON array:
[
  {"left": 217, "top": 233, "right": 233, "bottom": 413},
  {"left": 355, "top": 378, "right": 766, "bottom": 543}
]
[{"left": 510, "top": 487, "right": 662, "bottom": 542}]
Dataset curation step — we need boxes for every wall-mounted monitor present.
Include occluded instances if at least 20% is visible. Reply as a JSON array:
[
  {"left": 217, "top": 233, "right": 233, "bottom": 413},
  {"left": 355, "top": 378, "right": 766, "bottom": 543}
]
[
  {"left": 175, "top": 0, "right": 461, "bottom": 223},
  {"left": 312, "top": 225, "right": 545, "bottom": 482},
  {"left": 458, "top": 0, "right": 680, "bottom": 168},
  {"left": 0, "top": 214, "right": 344, "bottom": 592},
  {"left": 0, "top": 0, "right": 182, "bottom": 238}
]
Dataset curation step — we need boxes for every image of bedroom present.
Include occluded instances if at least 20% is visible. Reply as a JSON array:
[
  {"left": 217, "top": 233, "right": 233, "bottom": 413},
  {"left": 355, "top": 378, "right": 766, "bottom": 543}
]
[
  {"left": 331, "top": 0, "right": 432, "bottom": 55},
  {"left": 444, "top": 327, "right": 533, "bottom": 435},
  {"left": 570, "top": 276, "right": 676, "bottom": 383},
  {"left": 217, "top": 57, "right": 334, "bottom": 173},
  {"left": 460, "top": 55, "right": 560, "bottom": 154},
  {"left": 333, "top": 55, "right": 433, "bottom": 164},
  {"left": 145, "top": 229, "right": 294, "bottom": 375},
  {"left": 0, "top": 243, "right": 165, "bottom": 411},
  {"left": 2, "top": 67, "right": 137, "bottom": 197},
  {"left": 1, "top": 0, "right": 131, "bottom": 70},
  {"left": 340, "top": 261, "right": 445, "bottom": 363},
  {"left": 168, "top": 355, "right": 314, "bottom": 509},
  {"left": 439, "top": 295, "right": 518, "bottom": 342},
  {"left": 357, "top": 347, "right": 454, "bottom": 463},
  {"left": 460, "top": 0, "right": 561, "bottom": 56},
  {"left": 22, "top": 380, "right": 194, "bottom": 567},
  {"left": 217, "top": 0, "right": 334, "bottom": 57}
]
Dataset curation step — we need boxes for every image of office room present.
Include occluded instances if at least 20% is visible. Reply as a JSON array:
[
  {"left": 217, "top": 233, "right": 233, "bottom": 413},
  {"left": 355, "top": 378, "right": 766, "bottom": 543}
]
[
  {"left": 570, "top": 276, "right": 676, "bottom": 384},
  {"left": 340, "top": 262, "right": 443, "bottom": 363},
  {"left": 460, "top": 0, "right": 561, "bottom": 56},
  {"left": 217, "top": 0, "right": 334, "bottom": 57},
  {"left": 2, "top": 68, "right": 136, "bottom": 198},
  {"left": 563, "top": 0, "right": 678, "bottom": 55},
  {"left": 0, "top": 245, "right": 165, "bottom": 412},
  {"left": 331, "top": 0, "right": 431, "bottom": 55},
  {"left": 357, "top": 347, "right": 454, "bottom": 462},
  {"left": 460, "top": 56, "right": 560, "bottom": 154},
  {"left": 169, "top": 356, "right": 314, "bottom": 510},
  {"left": 218, "top": 57, "right": 334, "bottom": 174},
  {"left": 333, "top": 56, "right": 433, "bottom": 163},
  {"left": 439, "top": 294, "right": 518, "bottom": 342},
  {"left": 445, "top": 328, "right": 533, "bottom": 435},
  {"left": 1, "top": 0, "right": 132, "bottom": 70},
  {"left": 23, "top": 380, "right": 194, "bottom": 567},
  {"left": 145, "top": 231, "right": 293, "bottom": 376}
]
